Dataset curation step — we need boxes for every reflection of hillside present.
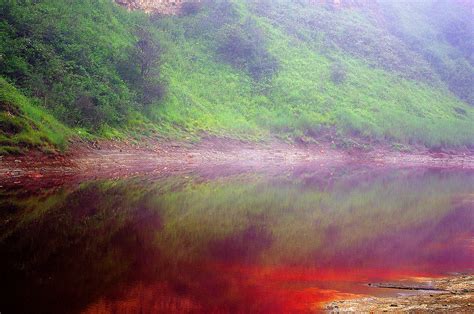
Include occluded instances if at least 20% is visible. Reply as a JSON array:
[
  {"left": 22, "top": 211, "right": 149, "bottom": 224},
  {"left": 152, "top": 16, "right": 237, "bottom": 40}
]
[{"left": 0, "top": 168, "right": 473, "bottom": 313}]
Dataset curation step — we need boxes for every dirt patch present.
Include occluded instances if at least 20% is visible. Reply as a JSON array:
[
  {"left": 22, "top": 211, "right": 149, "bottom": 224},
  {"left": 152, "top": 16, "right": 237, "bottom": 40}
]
[{"left": 325, "top": 275, "right": 474, "bottom": 313}]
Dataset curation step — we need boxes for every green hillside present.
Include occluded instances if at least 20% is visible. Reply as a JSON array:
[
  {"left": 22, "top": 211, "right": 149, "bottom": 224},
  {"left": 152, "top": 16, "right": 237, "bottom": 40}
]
[
  {"left": 1, "top": 0, "right": 473, "bottom": 153},
  {"left": 0, "top": 77, "right": 70, "bottom": 154}
]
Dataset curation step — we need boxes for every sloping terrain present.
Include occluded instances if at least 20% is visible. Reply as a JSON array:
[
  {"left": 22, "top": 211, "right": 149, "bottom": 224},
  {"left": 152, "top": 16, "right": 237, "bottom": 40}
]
[
  {"left": 0, "top": 0, "right": 473, "bottom": 152},
  {"left": 0, "top": 78, "right": 69, "bottom": 154}
]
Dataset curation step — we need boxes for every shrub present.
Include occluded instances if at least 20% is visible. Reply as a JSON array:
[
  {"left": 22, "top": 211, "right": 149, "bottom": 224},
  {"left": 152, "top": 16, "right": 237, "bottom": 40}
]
[
  {"left": 181, "top": 2, "right": 203, "bottom": 16},
  {"left": 73, "top": 95, "right": 104, "bottom": 130},
  {"left": 330, "top": 62, "right": 347, "bottom": 84},
  {"left": 135, "top": 28, "right": 162, "bottom": 79},
  {"left": 133, "top": 28, "right": 165, "bottom": 106},
  {"left": 0, "top": 0, "right": 164, "bottom": 131},
  {"left": 217, "top": 19, "right": 278, "bottom": 80},
  {"left": 142, "top": 80, "right": 166, "bottom": 107}
]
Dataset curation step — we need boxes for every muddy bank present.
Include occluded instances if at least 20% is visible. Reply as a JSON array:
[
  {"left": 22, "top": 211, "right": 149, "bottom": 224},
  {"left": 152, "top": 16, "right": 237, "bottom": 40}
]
[
  {"left": 1, "top": 137, "right": 474, "bottom": 188},
  {"left": 325, "top": 275, "right": 474, "bottom": 313}
]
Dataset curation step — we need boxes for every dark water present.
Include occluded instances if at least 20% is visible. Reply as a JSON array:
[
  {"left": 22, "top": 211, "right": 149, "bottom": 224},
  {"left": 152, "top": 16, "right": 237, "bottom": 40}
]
[{"left": 0, "top": 165, "right": 473, "bottom": 313}]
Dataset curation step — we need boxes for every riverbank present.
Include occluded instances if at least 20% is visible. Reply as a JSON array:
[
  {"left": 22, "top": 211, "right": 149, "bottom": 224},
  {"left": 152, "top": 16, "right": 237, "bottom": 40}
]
[
  {"left": 1, "top": 137, "right": 474, "bottom": 188},
  {"left": 325, "top": 275, "right": 474, "bottom": 312}
]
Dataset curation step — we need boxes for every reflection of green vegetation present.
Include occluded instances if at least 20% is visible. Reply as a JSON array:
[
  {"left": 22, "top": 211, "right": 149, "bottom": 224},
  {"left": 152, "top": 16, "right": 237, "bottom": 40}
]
[
  {"left": 151, "top": 170, "right": 473, "bottom": 264},
  {"left": 2, "top": 169, "right": 473, "bottom": 265},
  {"left": 1, "top": 169, "right": 473, "bottom": 312},
  {"left": 0, "top": 181, "right": 160, "bottom": 313}
]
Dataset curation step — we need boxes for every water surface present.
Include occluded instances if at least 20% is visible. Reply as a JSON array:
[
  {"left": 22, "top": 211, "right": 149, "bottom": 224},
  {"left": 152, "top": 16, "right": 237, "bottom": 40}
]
[{"left": 1, "top": 165, "right": 473, "bottom": 313}]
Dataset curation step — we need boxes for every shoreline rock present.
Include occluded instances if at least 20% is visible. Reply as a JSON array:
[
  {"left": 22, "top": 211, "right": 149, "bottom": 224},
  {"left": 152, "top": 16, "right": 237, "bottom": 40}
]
[{"left": 325, "top": 275, "right": 474, "bottom": 313}]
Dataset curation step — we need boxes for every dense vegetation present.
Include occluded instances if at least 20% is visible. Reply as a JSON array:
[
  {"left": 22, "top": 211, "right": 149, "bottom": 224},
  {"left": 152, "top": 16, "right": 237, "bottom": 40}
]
[
  {"left": 0, "top": 78, "right": 69, "bottom": 154},
  {"left": 0, "top": 0, "right": 473, "bottom": 153}
]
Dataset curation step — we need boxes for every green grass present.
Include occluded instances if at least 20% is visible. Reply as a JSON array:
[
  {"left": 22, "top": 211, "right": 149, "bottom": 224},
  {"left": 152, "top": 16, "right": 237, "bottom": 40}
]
[
  {"left": 147, "top": 0, "right": 474, "bottom": 148},
  {"left": 0, "top": 0, "right": 473, "bottom": 152},
  {"left": 0, "top": 77, "right": 71, "bottom": 153}
]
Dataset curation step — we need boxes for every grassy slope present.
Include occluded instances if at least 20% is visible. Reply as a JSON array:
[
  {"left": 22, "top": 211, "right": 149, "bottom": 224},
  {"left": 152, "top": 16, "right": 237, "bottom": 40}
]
[
  {"left": 150, "top": 0, "right": 474, "bottom": 148},
  {"left": 0, "top": 0, "right": 473, "bottom": 153},
  {"left": 379, "top": 0, "right": 474, "bottom": 105},
  {"left": 0, "top": 0, "right": 146, "bottom": 148},
  {"left": 0, "top": 78, "right": 70, "bottom": 154}
]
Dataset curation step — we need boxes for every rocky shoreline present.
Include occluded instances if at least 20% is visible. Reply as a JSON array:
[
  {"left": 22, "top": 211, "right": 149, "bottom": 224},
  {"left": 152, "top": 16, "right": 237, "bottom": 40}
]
[
  {"left": 1, "top": 138, "right": 474, "bottom": 189},
  {"left": 325, "top": 275, "right": 474, "bottom": 313}
]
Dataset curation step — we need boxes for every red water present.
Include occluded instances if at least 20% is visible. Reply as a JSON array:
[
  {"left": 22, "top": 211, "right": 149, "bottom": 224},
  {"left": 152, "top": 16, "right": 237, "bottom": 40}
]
[
  {"left": 1, "top": 168, "right": 473, "bottom": 313},
  {"left": 82, "top": 206, "right": 473, "bottom": 313}
]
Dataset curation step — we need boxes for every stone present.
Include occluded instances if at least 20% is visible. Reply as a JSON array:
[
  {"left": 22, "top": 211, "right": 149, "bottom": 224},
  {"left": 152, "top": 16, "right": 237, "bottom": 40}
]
[{"left": 114, "top": 0, "right": 201, "bottom": 15}]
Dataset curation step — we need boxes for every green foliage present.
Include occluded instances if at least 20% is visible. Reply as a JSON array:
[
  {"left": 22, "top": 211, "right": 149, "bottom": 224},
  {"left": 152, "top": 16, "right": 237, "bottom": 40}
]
[
  {"left": 0, "top": 0, "right": 473, "bottom": 151},
  {"left": 379, "top": 0, "right": 474, "bottom": 105},
  {"left": 147, "top": 0, "right": 473, "bottom": 147},
  {"left": 330, "top": 62, "right": 347, "bottom": 85},
  {"left": 0, "top": 0, "right": 164, "bottom": 129},
  {"left": 254, "top": 0, "right": 436, "bottom": 82},
  {"left": 181, "top": 1, "right": 204, "bottom": 16},
  {"left": 134, "top": 27, "right": 165, "bottom": 107},
  {"left": 0, "top": 77, "right": 70, "bottom": 153},
  {"left": 216, "top": 18, "right": 279, "bottom": 80}
]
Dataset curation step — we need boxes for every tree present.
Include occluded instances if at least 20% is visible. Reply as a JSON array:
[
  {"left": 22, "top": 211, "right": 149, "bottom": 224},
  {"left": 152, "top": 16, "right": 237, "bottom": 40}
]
[
  {"left": 135, "top": 28, "right": 161, "bottom": 79},
  {"left": 134, "top": 28, "right": 165, "bottom": 106}
]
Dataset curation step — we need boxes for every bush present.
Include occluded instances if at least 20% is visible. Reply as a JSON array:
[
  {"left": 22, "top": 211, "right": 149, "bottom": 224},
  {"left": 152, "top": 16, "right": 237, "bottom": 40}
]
[
  {"left": 134, "top": 28, "right": 165, "bottom": 107},
  {"left": 181, "top": 2, "right": 203, "bottom": 16},
  {"left": 73, "top": 95, "right": 104, "bottom": 130},
  {"left": 142, "top": 80, "right": 166, "bottom": 107},
  {"left": 135, "top": 28, "right": 162, "bottom": 79},
  {"left": 330, "top": 62, "right": 347, "bottom": 84},
  {"left": 217, "top": 19, "right": 278, "bottom": 80},
  {"left": 0, "top": 0, "right": 161, "bottom": 130}
]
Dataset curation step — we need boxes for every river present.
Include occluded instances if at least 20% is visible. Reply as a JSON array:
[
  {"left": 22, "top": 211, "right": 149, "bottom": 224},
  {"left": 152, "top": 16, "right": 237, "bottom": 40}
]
[{"left": 0, "top": 164, "right": 473, "bottom": 313}]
